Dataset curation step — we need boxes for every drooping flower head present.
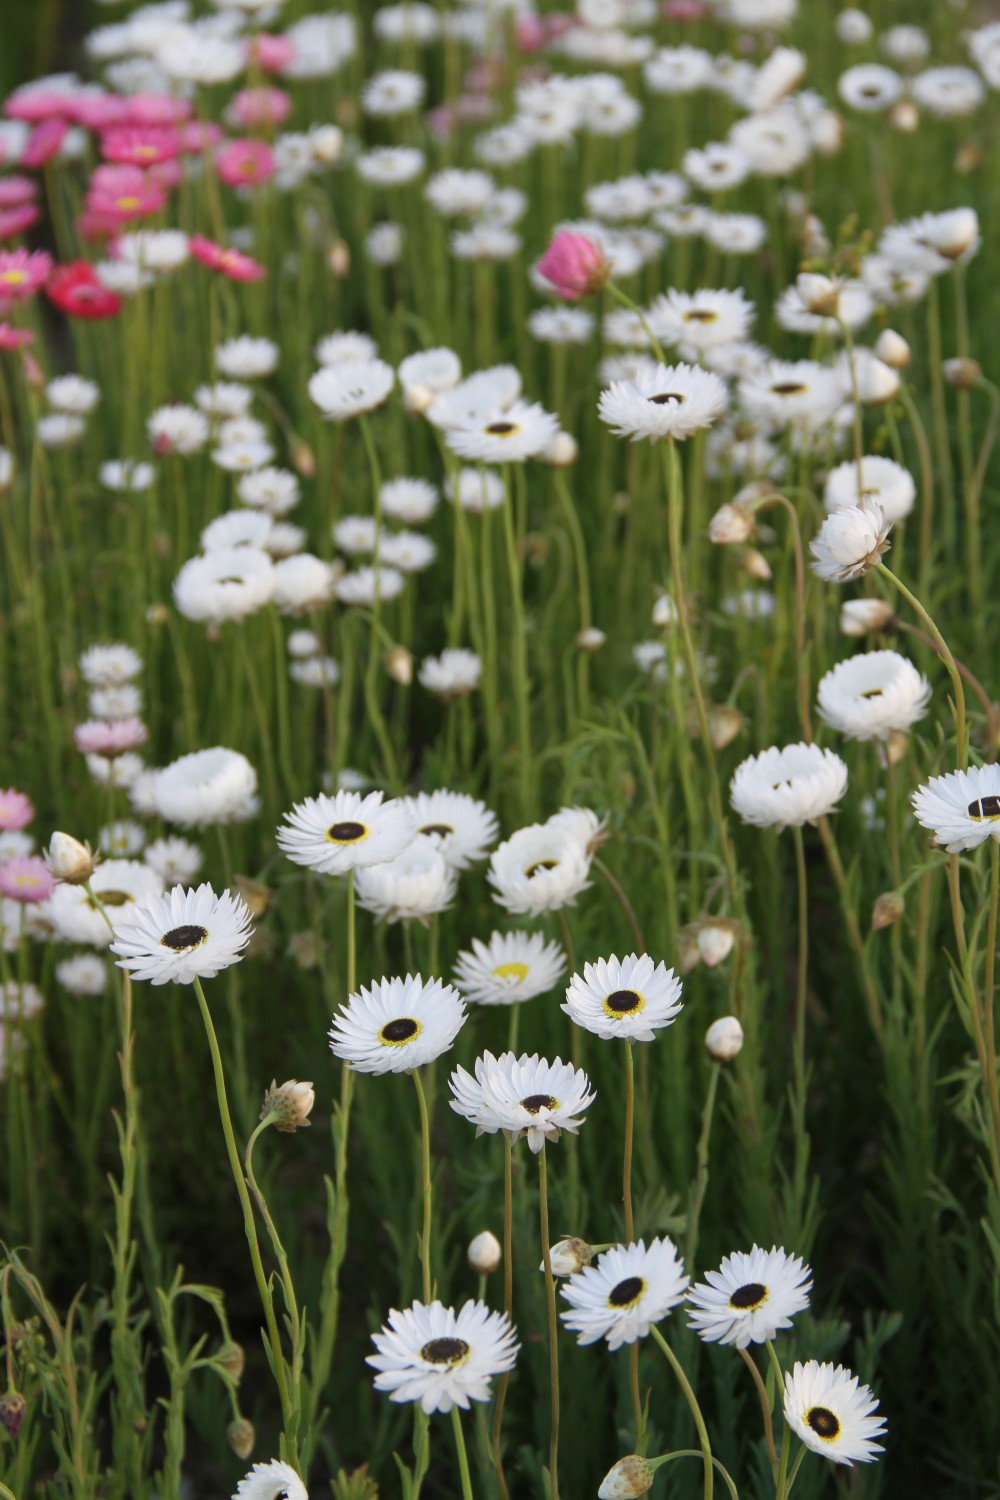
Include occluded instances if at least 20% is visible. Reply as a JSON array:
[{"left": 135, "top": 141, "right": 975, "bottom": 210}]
[{"left": 810, "top": 499, "right": 891, "bottom": 583}]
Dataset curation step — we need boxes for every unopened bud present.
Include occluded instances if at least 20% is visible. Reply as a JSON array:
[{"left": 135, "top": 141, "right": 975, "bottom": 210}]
[
  {"left": 576, "top": 627, "right": 607, "bottom": 653},
  {"left": 226, "top": 1417, "right": 255, "bottom": 1460},
  {"left": 705, "top": 1015, "right": 744, "bottom": 1062},
  {"left": 652, "top": 592, "right": 677, "bottom": 628},
  {"left": 235, "top": 875, "right": 271, "bottom": 917},
  {"left": 404, "top": 382, "right": 435, "bottom": 415},
  {"left": 677, "top": 924, "right": 702, "bottom": 974},
  {"left": 468, "top": 1230, "right": 501, "bottom": 1274},
  {"left": 310, "top": 124, "right": 344, "bottom": 165},
  {"left": 880, "top": 729, "right": 909, "bottom": 766},
  {"left": 874, "top": 329, "right": 910, "bottom": 370},
  {"left": 385, "top": 645, "right": 414, "bottom": 686},
  {"left": 871, "top": 890, "right": 905, "bottom": 931},
  {"left": 797, "top": 272, "right": 840, "bottom": 317},
  {"left": 707, "top": 704, "right": 744, "bottom": 751},
  {"left": 46, "top": 832, "right": 96, "bottom": 885},
  {"left": 327, "top": 240, "right": 350, "bottom": 278},
  {"left": 943, "top": 357, "right": 981, "bottom": 390},
  {"left": 0, "top": 1391, "right": 26, "bottom": 1440},
  {"left": 889, "top": 99, "right": 919, "bottom": 132},
  {"left": 741, "top": 547, "right": 772, "bottom": 582},
  {"left": 217, "top": 1341, "right": 245, "bottom": 1383},
  {"left": 599, "top": 1454, "right": 655, "bottom": 1499},
  {"left": 697, "top": 918, "right": 740, "bottom": 968},
  {"left": 839, "top": 598, "right": 895, "bottom": 637},
  {"left": 262, "top": 1078, "right": 315, "bottom": 1132},
  {"left": 543, "top": 431, "right": 578, "bottom": 467},
  {"left": 708, "top": 502, "right": 754, "bottom": 545},
  {"left": 291, "top": 440, "right": 316, "bottom": 477},
  {"left": 543, "top": 1237, "right": 593, "bottom": 1276}
]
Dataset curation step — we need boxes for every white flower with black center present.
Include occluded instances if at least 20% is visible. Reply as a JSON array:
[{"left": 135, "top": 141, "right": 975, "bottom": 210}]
[
  {"left": 153, "top": 748, "right": 258, "bottom": 828},
  {"left": 173, "top": 546, "right": 275, "bottom": 625},
  {"left": 330, "top": 974, "right": 466, "bottom": 1074},
  {"left": 739, "top": 360, "right": 842, "bottom": 434},
  {"left": 362, "top": 68, "right": 425, "bottom": 118},
  {"left": 453, "top": 930, "right": 566, "bottom": 1006},
  {"left": 686, "top": 1245, "right": 812, "bottom": 1349},
  {"left": 559, "top": 1238, "right": 689, "bottom": 1350},
  {"left": 309, "top": 360, "right": 395, "bottom": 422},
  {"left": 488, "top": 821, "right": 592, "bottom": 917},
  {"left": 810, "top": 498, "right": 892, "bottom": 582},
  {"left": 277, "top": 789, "right": 414, "bottom": 876},
  {"left": 649, "top": 289, "right": 754, "bottom": 359},
  {"left": 402, "top": 791, "right": 498, "bottom": 871},
  {"left": 817, "top": 651, "right": 930, "bottom": 741},
  {"left": 730, "top": 743, "right": 849, "bottom": 830},
  {"left": 367, "top": 1299, "right": 518, "bottom": 1415},
  {"left": 49, "top": 859, "right": 164, "bottom": 949},
  {"left": 449, "top": 1050, "right": 595, "bottom": 1152},
  {"left": 233, "top": 1458, "right": 308, "bottom": 1500},
  {"left": 838, "top": 63, "right": 903, "bottom": 112},
  {"left": 912, "top": 765, "right": 1000, "bottom": 853},
  {"left": 563, "top": 952, "right": 683, "bottom": 1043},
  {"left": 354, "top": 836, "right": 458, "bottom": 924},
  {"left": 598, "top": 361, "right": 727, "bottom": 443},
  {"left": 783, "top": 1361, "right": 886, "bottom": 1466},
  {"left": 823, "top": 457, "right": 915, "bottom": 525},
  {"left": 110, "top": 883, "right": 252, "bottom": 985},
  {"left": 445, "top": 401, "right": 560, "bottom": 464}
]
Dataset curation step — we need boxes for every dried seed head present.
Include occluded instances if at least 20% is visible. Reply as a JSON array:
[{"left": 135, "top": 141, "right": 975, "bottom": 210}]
[
  {"left": 599, "top": 1455, "right": 656, "bottom": 1498},
  {"left": 943, "top": 357, "right": 981, "bottom": 390},
  {"left": 385, "top": 645, "right": 414, "bottom": 686}
]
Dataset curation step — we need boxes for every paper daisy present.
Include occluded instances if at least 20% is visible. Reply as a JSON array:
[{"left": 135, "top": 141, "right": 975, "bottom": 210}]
[
  {"left": 598, "top": 361, "right": 727, "bottom": 442},
  {"left": 110, "top": 884, "right": 253, "bottom": 985},
  {"left": 559, "top": 1238, "right": 689, "bottom": 1350},
  {"left": 445, "top": 400, "right": 560, "bottom": 463},
  {"left": 402, "top": 790, "right": 498, "bottom": 871},
  {"left": 232, "top": 1459, "right": 308, "bottom": 1500},
  {"left": 686, "top": 1245, "right": 812, "bottom": 1349},
  {"left": 488, "top": 822, "right": 592, "bottom": 917},
  {"left": 276, "top": 790, "right": 415, "bottom": 876},
  {"left": 816, "top": 651, "right": 930, "bottom": 741},
  {"left": 912, "top": 764, "right": 1000, "bottom": 853},
  {"left": 810, "top": 499, "right": 892, "bottom": 583},
  {"left": 354, "top": 836, "right": 458, "bottom": 924},
  {"left": 562, "top": 952, "right": 683, "bottom": 1042},
  {"left": 49, "top": 859, "right": 165, "bottom": 949},
  {"left": 782, "top": 1360, "right": 886, "bottom": 1465},
  {"left": 367, "top": 1299, "right": 518, "bottom": 1414},
  {"left": 330, "top": 974, "right": 466, "bottom": 1074},
  {"left": 449, "top": 1050, "right": 595, "bottom": 1152},
  {"left": 729, "top": 743, "right": 848, "bottom": 829},
  {"left": 453, "top": 930, "right": 565, "bottom": 1006}
]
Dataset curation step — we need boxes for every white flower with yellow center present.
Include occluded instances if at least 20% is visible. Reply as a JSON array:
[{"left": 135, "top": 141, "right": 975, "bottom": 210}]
[
  {"left": 563, "top": 952, "right": 683, "bottom": 1042},
  {"left": 49, "top": 859, "right": 164, "bottom": 949},
  {"left": 276, "top": 789, "right": 415, "bottom": 876},
  {"left": 453, "top": 930, "right": 566, "bottom": 1006},
  {"left": 330, "top": 974, "right": 467, "bottom": 1074},
  {"left": 783, "top": 1361, "right": 886, "bottom": 1466},
  {"left": 559, "top": 1237, "right": 689, "bottom": 1350},
  {"left": 367, "top": 1299, "right": 518, "bottom": 1414},
  {"left": 686, "top": 1245, "right": 811, "bottom": 1349}
]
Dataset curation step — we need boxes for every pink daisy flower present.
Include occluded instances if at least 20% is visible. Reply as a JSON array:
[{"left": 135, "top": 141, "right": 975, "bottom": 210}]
[
  {"left": 245, "top": 34, "right": 296, "bottom": 74},
  {"left": 22, "top": 120, "right": 68, "bottom": 169},
  {"left": 0, "top": 788, "right": 34, "bottom": 830},
  {"left": 0, "top": 248, "right": 52, "bottom": 300},
  {"left": 100, "top": 126, "right": 181, "bottom": 168},
  {"left": 0, "top": 177, "right": 38, "bottom": 208},
  {"left": 73, "top": 717, "right": 148, "bottom": 757},
  {"left": 216, "top": 139, "right": 275, "bottom": 189},
  {"left": 0, "top": 856, "right": 55, "bottom": 904},
  {"left": 227, "top": 88, "right": 292, "bottom": 129},
  {"left": 0, "top": 204, "right": 40, "bottom": 241},
  {"left": 180, "top": 122, "right": 224, "bottom": 156},
  {"left": 189, "top": 234, "right": 266, "bottom": 282},
  {"left": 0, "top": 323, "right": 34, "bottom": 350},
  {"left": 4, "top": 90, "right": 73, "bottom": 124},
  {"left": 70, "top": 95, "right": 129, "bottom": 132},
  {"left": 125, "top": 94, "right": 192, "bottom": 128}
]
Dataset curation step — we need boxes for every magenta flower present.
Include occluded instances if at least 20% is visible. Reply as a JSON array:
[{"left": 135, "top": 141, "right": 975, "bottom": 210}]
[
  {"left": 22, "top": 119, "right": 69, "bottom": 169},
  {"left": 0, "top": 323, "right": 34, "bottom": 350},
  {"left": 216, "top": 139, "right": 275, "bottom": 189},
  {"left": 73, "top": 717, "right": 148, "bottom": 757},
  {"left": 0, "top": 857, "right": 55, "bottom": 904},
  {"left": 190, "top": 235, "right": 266, "bottom": 283},
  {"left": 0, "top": 788, "right": 34, "bottom": 830},
  {"left": 0, "top": 177, "right": 37, "bottom": 208},
  {"left": 537, "top": 231, "right": 610, "bottom": 301},
  {"left": 87, "top": 164, "right": 168, "bottom": 224},
  {"left": 0, "top": 249, "right": 52, "bottom": 301},
  {"left": 100, "top": 126, "right": 181, "bottom": 168},
  {"left": 0, "top": 205, "right": 41, "bottom": 241},
  {"left": 4, "top": 90, "right": 74, "bottom": 124}
]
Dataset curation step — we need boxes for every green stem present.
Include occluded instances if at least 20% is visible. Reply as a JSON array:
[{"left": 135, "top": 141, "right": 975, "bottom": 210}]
[
  {"left": 451, "top": 1407, "right": 476, "bottom": 1500},
  {"left": 491, "top": 1134, "right": 513, "bottom": 1500},
  {"left": 538, "top": 1147, "right": 561, "bottom": 1500},
  {"left": 790, "top": 827, "right": 810, "bottom": 1242},
  {"left": 874, "top": 561, "right": 966, "bottom": 769},
  {"left": 501, "top": 465, "right": 533, "bottom": 818},
  {"left": 650, "top": 1325, "right": 713, "bottom": 1500},
  {"left": 413, "top": 1069, "right": 434, "bottom": 1303},
  {"left": 685, "top": 1062, "right": 721, "bottom": 1270}
]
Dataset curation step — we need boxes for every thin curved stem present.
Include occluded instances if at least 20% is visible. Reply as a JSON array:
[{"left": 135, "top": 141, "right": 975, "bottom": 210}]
[
  {"left": 874, "top": 561, "right": 967, "bottom": 770},
  {"left": 738, "top": 1346, "right": 777, "bottom": 1470},
  {"left": 790, "top": 827, "right": 810, "bottom": 1241},
  {"left": 650, "top": 1325, "right": 713, "bottom": 1500}
]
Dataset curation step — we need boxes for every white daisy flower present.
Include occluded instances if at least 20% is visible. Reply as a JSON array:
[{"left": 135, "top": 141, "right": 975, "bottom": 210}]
[
  {"left": 739, "top": 360, "right": 841, "bottom": 434},
  {"left": 444, "top": 469, "right": 504, "bottom": 514},
  {"left": 649, "top": 289, "right": 754, "bottom": 359},
  {"left": 330, "top": 974, "right": 466, "bottom": 1073},
  {"left": 563, "top": 952, "right": 683, "bottom": 1042},
  {"left": 233, "top": 1458, "right": 308, "bottom": 1500},
  {"left": 837, "top": 63, "right": 903, "bottom": 112},
  {"left": 453, "top": 931, "right": 566, "bottom": 1006},
  {"left": 195, "top": 381, "right": 253, "bottom": 419},
  {"left": 110, "top": 883, "right": 252, "bottom": 986},
  {"left": 55, "top": 953, "right": 107, "bottom": 996},
  {"left": 173, "top": 547, "right": 275, "bottom": 625},
  {"left": 37, "top": 414, "right": 85, "bottom": 450},
  {"left": 153, "top": 748, "right": 258, "bottom": 828},
  {"left": 402, "top": 791, "right": 498, "bottom": 871},
  {"left": 817, "top": 651, "right": 930, "bottom": 741},
  {"left": 810, "top": 498, "right": 892, "bottom": 582},
  {"left": 783, "top": 1361, "right": 886, "bottom": 1465},
  {"left": 367, "top": 1299, "right": 518, "bottom": 1415},
  {"left": 356, "top": 146, "right": 426, "bottom": 187},
  {"left": 362, "top": 68, "right": 425, "bottom": 117},
  {"left": 449, "top": 1050, "right": 595, "bottom": 1152},
  {"left": 314, "top": 330, "right": 378, "bottom": 367},
  {"left": 559, "top": 1238, "right": 689, "bottom": 1350},
  {"left": 333, "top": 515, "right": 380, "bottom": 555},
  {"left": 201, "top": 512, "right": 273, "bottom": 553},
  {"left": 272, "top": 554, "right": 335, "bottom": 615},
  {"left": 238, "top": 467, "right": 301, "bottom": 517},
  {"left": 277, "top": 790, "right": 415, "bottom": 876},
  {"left": 290, "top": 657, "right": 339, "bottom": 688},
  {"left": 425, "top": 168, "right": 494, "bottom": 217},
  {"left": 380, "top": 477, "right": 439, "bottom": 525},
  {"left": 334, "top": 566, "right": 405, "bottom": 607},
  {"left": 687, "top": 1246, "right": 812, "bottom": 1349},
  {"left": 598, "top": 362, "right": 727, "bottom": 442},
  {"left": 144, "top": 836, "right": 203, "bottom": 884},
  {"left": 378, "top": 531, "right": 436, "bottom": 574},
  {"left": 308, "top": 360, "right": 395, "bottom": 421},
  {"left": 488, "top": 822, "right": 592, "bottom": 917},
  {"left": 355, "top": 836, "right": 458, "bottom": 925},
  {"left": 730, "top": 743, "right": 849, "bottom": 829},
  {"left": 445, "top": 401, "right": 560, "bottom": 464},
  {"left": 215, "top": 336, "right": 278, "bottom": 380},
  {"left": 912, "top": 765, "right": 1000, "bottom": 852},
  {"left": 49, "top": 859, "right": 164, "bottom": 948},
  {"left": 398, "top": 348, "right": 461, "bottom": 404},
  {"left": 418, "top": 649, "right": 482, "bottom": 699},
  {"left": 99, "top": 459, "right": 155, "bottom": 493},
  {"left": 823, "top": 457, "right": 915, "bottom": 525},
  {"left": 98, "top": 819, "right": 146, "bottom": 857}
]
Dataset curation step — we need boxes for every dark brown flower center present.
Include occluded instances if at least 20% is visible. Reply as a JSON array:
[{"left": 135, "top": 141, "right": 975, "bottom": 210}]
[
  {"left": 379, "top": 1017, "right": 419, "bottom": 1044},
  {"left": 161, "top": 925, "right": 209, "bottom": 951},
  {"left": 968, "top": 796, "right": 1000, "bottom": 822},
  {"left": 420, "top": 1337, "right": 470, "bottom": 1365},
  {"left": 685, "top": 310, "right": 718, "bottom": 322},
  {"left": 520, "top": 1093, "right": 557, "bottom": 1114},
  {"left": 525, "top": 859, "right": 559, "bottom": 878},
  {"left": 728, "top": 1281, "right": 768, "bottom": 1310},
  {"left": 649, "top": 391, "right": 684, "bottom": 405},
  {"left": 772, "top": 382, "right": 806, "bottom": 395},
  {"left": 806, "top": 1406, "right": 841, "bottom": 1441},
  {"left": 419, "top": 823, "right": 454, "bottom": 838},
  {"left": 605, "top": 989, "right": 642, "bottom": 1014},
  {"left": 98, "top": 890, "right": 132, "bottom": 907},
  {"left": 486, "top": 421, "right": 518, "bottom": 435},
  {"left": 328, "top": 821, "right": 366, "bottom": 842},
  {"left": 608, "top": 1276, "right": 645, "bottom": 1307}
]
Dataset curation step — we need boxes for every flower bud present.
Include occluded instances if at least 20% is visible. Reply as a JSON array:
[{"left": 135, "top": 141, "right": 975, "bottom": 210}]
[
  {"left": 599, "top": 1455, "right": 655, "bottom": 1499},
  {"left": 291, "top": 440, "right": 316, "bottom": 478},
  {"left": 543, "top": 431, "right": 578, "bottom": 467},
  {"left": 705, "top": 1015, "right": 744, "bottom": 1062},
  {"left": 836, "top": 8, "right": 873, "bottom": 44},
  {"left": 872, "top": 890, "right": 905, "bottom": 931},
  {"left": 576, "top": 627, "right": 607, "bottom": 653},
  {"left": 46, "top": 831, "right": 96, "bottom": 885},
  {"left": 468, "top": 1230, "right": 502, "bottom": 1274},
  {"left": 651, "top": 592, "right": 677, "bottom": 628},
  {"left": 227, "top": 1417, "right": 255, "bottom": 1460},
  {"left": 235, "top": 876, "right": 271, "bottom": 917},
  {"left": 327, "top": 240, "right": 350, "bottom": 278},
  {"left": 955, "top": 143, "right": 982, "bottom": 176},
  {"left": 797, "top": 272, "right": 841, "bottom": 318},
  {"left": 217, "top": 1341, "right": 245, "bottom": 1383},
  {"left": 537, "top": 230, "right": 610, "bottom": 301},
  {"left": 708, "top": 502, "right": 754, "bottom": 545},
  {"left": 262, "top": 1079, "right": 315, "bottom": 1132},
  {"left": 874, "top": 329, "right": 910, "bottom": 370},
  {"left": 707, "top": 704, "right": 744, "bottom": 751},
  {"left": 311, "top": 124, "right": 344, "bottom": 165},
  {"left": 741, "top": 547, "right": 773, "bottom": 582},
  {"left": 385, "top": 645, "right": 414, "bottom": 686},
  {"left": 542, "top": 1237, "right": 593, "bottom": 1276},
  {"left": 943, "top": 357, "right": 981, "bottom": 390},
  {"left": 697, "top": 918, "right": 739, "bottom": 968},
  {"left": 0, "top": 1391, "right": 26, "bottom": 1441},
  {"left": 889, "top": 99, "right": 920, "bottom": 132},
  {"left": 839, "top": 598, "right": 895, "bottom": 637},
  {"left": 287, "top": 931, "right": 320, "bottom": 970},
  {"left": 403, "top": 382, "right": 435, "bottom": 416},
  {"left": 677, "top": 924, "right": 702, "bottom": 974},
  {"left": 880, "top": 729, "right": 909, "bottom": 766}
]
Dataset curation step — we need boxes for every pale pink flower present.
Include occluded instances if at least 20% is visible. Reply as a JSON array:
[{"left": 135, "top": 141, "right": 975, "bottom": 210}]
[
  {"left": 73, "top": 717, "right": 148, "bottom": 757},
  {"left": 87, "top": 165, "right": 167, "bottom": 224},
  {"left": 0, "top": 205, "right": 40, "bottom": 241},
  {"left": 537, "top": 231, "right": 610, "bottom": 302},
  {"left": 0, "top": 323, "right": 34, "bottom": 350},
  {"left": 124, "top": 95, "right": 191, "bottom": 128},
  {"left": 22, "top": 120, "right": 69, "bottom": 169},
  {"left": 69, "top": 95, "right": 128, "bottom": 131},
  {"left": 246, "top": 34, "right": 296, "bottom": 74},
  {"left": 0, "top": 856, "right": 55, "bottom": 904},
  {"left": 0, "top": 177, "right": 37, "bottom": 208},
  {"left": 0, "top": 789, "right": 34, "bottom": 830},
  {"left": 0, "top": 249, "right": 51, "bottom": 300},
  {"left": 227, "top": 88, "right": 291, "bottom": 129},
  {"left": 180, "top": 122, "right": 224, "bottom": 155},
  {"left": 4, "top": 91, "right": 72, "bottom": 123},
  {"left": 216, "top": 139, "right": 275, "bottom": 189}
]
